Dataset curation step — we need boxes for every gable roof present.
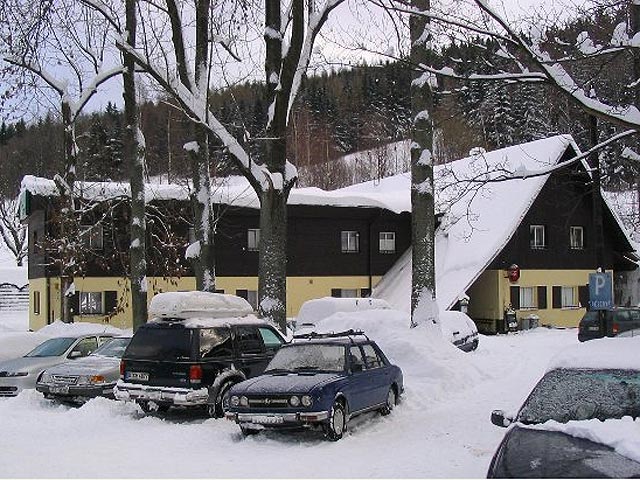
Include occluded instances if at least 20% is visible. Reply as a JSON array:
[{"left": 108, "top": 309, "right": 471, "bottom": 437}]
[{"left": 368, "top": 135, "right": 613, "bottom": 312}]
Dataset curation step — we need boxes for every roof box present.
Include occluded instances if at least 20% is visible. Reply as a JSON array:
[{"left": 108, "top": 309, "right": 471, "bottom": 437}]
[{"left": 149, "top": 291, "right": 254, "bottom": 319}]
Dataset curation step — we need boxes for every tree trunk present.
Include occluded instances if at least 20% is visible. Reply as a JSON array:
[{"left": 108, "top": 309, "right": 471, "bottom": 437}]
[
  {"left": 588, "top": 115, "right": 605, "bottom": 271},
  {"left": 60, "top": 101, "right": 75, "bottom": 323},
  {"left": 409, "top": 0, "right": 437, "bottom": 327},
  {"left": 258, "top": 187, "right": 288, "bottom": 332},
  {"left": 629, "top": 2, "right": 640, "bottom": 233},
  {"left": 124, "top": 0, "right": 148, "bottom": 331}
]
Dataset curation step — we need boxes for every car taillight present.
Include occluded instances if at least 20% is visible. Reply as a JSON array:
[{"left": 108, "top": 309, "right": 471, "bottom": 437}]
[
  {"left": 120, "top": 360, "right": 125, "bottom": 378},
  {"left": 189, "top": 365, "right": 203, "bottom": 384},
  {"left": 613, "top": 323, "right": 619, "bottom": 334}
]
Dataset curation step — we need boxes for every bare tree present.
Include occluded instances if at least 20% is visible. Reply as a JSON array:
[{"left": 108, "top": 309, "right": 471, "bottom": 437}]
[{"left": 0, "top": 198, "right": 27, "bottom": 266}]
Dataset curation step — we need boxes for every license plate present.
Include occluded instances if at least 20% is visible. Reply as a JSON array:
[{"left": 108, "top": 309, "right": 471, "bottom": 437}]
[
  {"left": 126, "top": 371, "right": 149, "bottom": 381},
  {"left": 588, "top": 326, "right": 600, "bottom": 331},
  {"left": 252, "top": 415, "right": 284, "bottom": 425},
  {"left": 51, "top": 385, "right": 69, "bottom": 394}
]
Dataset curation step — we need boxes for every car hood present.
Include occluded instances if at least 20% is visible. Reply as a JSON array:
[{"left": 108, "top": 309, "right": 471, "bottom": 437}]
[
  {"left": 0, "top": 356, "right": 66, "bottom": 375},
  {"left": 236, "top": 372, "right": 343, "bottom": 395},
  {"left": 489, "top": 425, "right": 640, "bottom": 478},
  {"left": 43, "top": 355, "right": 119, "bottom": 376}
]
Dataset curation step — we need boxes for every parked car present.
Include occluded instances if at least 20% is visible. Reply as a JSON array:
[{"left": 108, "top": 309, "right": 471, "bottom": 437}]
[
  {"left": 36, "top": 336, "right": 132, "bottom": 404},
  {"left": 440, "top": 311, "right": 479, "bottom": 352},
  {"left": 225, "top": 330, "right": 404, "bottom": 440},
  {"left": 0, "top": 333, "right": 116, "bottom": 398},
  {"left": 487, "top": 337, "right": 640, "bottom": 478},
  {"left": 578, "top": 307, "right": 640, "bottom": 342},
  {"left": 115, "top": 291, "right": 286, "bottom": 417}
]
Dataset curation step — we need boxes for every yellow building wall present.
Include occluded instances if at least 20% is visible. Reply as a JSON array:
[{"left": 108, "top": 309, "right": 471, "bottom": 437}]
[
  {"left": 468, "top": 269, "right": 607, "bottom": 330},
  {"left": 29, "top": 275, "right": 382, "bottom": 331}
]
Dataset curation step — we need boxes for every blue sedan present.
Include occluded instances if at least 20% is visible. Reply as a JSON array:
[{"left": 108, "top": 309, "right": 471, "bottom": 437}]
[{"left": 225, "top": 330, "right": 404, "bottom": 440}]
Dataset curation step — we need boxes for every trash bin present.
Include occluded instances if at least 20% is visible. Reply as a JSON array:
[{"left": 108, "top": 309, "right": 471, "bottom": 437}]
[
  {"left": 519, "top": 317, "right": 530, "bottom": 330},
  {"left": 527, "top": 314, "right": 540, "bottom": 329},
  {"left": 504, "top": 308, "right": 518, "bottom": 333}
]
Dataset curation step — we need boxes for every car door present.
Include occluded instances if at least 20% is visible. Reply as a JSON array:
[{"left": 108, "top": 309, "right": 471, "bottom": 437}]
[
  {"left": 345, "top": 345, "right": 380, "bottom": 413},
  {"left": 361, "top": 343, "right": 391, "bottom": 405},
  {"left": 234, "top": 326, "right": 269, "bottom": 377}
]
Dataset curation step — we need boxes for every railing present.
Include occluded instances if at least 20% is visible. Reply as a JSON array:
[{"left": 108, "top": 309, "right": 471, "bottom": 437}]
[{"left": 0, "top": 283, "right": 29, "bottom": 311}]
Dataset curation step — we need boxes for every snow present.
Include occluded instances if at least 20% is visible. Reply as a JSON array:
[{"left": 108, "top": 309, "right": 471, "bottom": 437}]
[
  {"left": 185, "top": 240, "right": 201, "bottom": 259},
  {"left": 546, "top": 336, "right": 640, "bottom": 371},
  {"left": 2, "top": 306, "right": 620, "bottom": 477},
  {"left": 148, "top": 291, "right": 254, "bottom": 319},
  {"left": 296, "top": 297, "right": 392, "bottom": 326},
  {"left": 0, "top": 265, "right": 28, "bottom": 287}
]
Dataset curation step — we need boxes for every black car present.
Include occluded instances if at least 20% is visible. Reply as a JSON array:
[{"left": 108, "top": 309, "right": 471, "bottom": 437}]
[
  {"left": 487, "top": 339, "right": 640, "bottom": 478},
  {"left": 225, "top": 330, "right": 404, "bottom": 440},
  {"left": 578, "top": 307, "right": 640, "bottom": 342},
  {"left": 114, "top": 292, "right": 286, "bottom": 416}
]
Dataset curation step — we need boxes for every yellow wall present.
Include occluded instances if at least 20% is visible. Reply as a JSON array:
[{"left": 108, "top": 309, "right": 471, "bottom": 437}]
[
  {"left": 468, "top": 269, "right": 607, "bottom": 330},
  {"left": 29, "top": 275, "right": 382, "bottom": 331}
]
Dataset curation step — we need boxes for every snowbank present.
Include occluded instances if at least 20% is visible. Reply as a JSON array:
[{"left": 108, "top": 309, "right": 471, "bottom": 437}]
[
  {"left": 304, "top": 309, "right": 485, "bottom": 404},
  {"left": 38, "top": 320, "right": 128, "bottom": 337}
]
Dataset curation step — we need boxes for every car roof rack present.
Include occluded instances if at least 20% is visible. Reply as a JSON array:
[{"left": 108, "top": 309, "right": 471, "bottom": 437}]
[{"left": 293, "top": 329, "right": 370, "bottom": 343}]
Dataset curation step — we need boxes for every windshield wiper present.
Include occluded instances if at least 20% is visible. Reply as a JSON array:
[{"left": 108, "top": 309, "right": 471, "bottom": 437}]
[
  {"left": 293, "top": 366, "right": 320, "bottom": 371},
  {"left": 265, "top": 368, "right": 293, "bottom": 374}
]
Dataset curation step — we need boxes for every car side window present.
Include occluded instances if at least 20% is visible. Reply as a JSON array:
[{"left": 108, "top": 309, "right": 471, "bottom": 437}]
[
  {"left": 349, "top": 346, "right": 366, "bottom": 371},
  {"left": 258, "top": 327, "right": 283, "bottom": 352},
  {"left": 235, "top": 326, "right": 265, "bottom": 355},
  {"left": 71, "top": 337, "right": 98, "bottom": 357},
  {"left": 361, "top": 343, "right": 383, "bottom": 369},
  {"left": 97, "top": 336, "right": 112, "bottom": 346},
  {"left": 200, "top": 327, "right": 233, "bottom": 358}
]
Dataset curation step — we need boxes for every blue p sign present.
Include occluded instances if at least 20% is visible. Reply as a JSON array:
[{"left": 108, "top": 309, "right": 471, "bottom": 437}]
[{"left": 588, "top": 272, "right": 613, "bottom": 310}]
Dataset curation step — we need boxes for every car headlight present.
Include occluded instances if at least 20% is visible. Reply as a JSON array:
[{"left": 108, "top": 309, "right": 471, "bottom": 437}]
[
  {"left": 0, "top": 371, "right": 28, "bottom": 377},
  {"left": 240, "top": 396, "right": 249, "bottom": 407},
  {"left": 289, "top": 395, "right": 300, "bottom": 407},
  {"left": 39, "top": 373, "right": 53, "bottom": 384},
  {"left": 301, "top": 395, "right": 313, "bottom": 407},
  {"left": 230, "top": 395, "right": 240, "bottom": 407}
]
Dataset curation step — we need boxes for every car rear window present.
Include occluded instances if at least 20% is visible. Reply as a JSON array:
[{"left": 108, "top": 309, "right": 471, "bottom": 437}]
[{"left": 126, "top": 327, "right": 194, "bottom": 361}]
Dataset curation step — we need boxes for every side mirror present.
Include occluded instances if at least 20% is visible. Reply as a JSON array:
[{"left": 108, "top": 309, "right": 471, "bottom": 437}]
[
  {"left": 68, "top": 351, "right": 83, "bottom": 359},
  {"left": 491, "top": 409, "right": 513, "bottom": 428}
]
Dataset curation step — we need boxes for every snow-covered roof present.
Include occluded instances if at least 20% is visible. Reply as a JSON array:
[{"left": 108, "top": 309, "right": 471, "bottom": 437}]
[
  {"left": 546, "top": 336, "right": 640, "bottom": 371},
  {"left": 20, "top": 173, "right": 406, "bottom": 213},
  {"left": 372, "top": 135, "right": 588, "bottom": 311}
]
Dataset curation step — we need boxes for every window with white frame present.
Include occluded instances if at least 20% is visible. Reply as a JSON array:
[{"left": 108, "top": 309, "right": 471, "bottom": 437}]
[
  {"left": 247, "top": 229, "right": 260, "bottom": 251},
  {"left": 80, "top": 292, "right": 103, "bottom": 315},
  {"left": 530, "top": 225, "right": 546, "bottom": 249},
  {"left": 520, "top": 287, "right": 536, "bottom": 309},
  {"left": 570, "top": 226, "right": 584, "bottom": 250},
  {"left": 341, "top": 231, "right": 360, "bottom": 253},
  {"left": 379, "top": 232, "right": 396, "bottom": 254},
  {"left": 561, "top": 286, "right": 578, "bottom": 308},
  {"left": 81, "top": 224, "right": 104, "bottom": 250}
]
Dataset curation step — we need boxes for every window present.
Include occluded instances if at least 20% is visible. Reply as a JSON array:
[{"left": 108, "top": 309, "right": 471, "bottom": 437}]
[
  {"left": 561, "top": 286, "right": 578, "bottom": 308},
  {"left": 530, "top": 225, "right": 546, "bottom": 249},
  {"left": 570, "top": 226, "right": 584, "bottom": 250},
  {"left": 200, "top": 328, "right": 233, "bottom": 358},
  {"left": 331, "top": 288, "right": 358, "bottom": 298},
  {"left": 361, "top": 344, "right": 383, "bottom": 369},
  {"left": 247, "top": 229, "right": 260, "bottom": 251},
  {"left": 341, "top": 231, "right": 360, "bottom": 253},
  {"left": 379, "top": 232, "right": 396, "bottom": 254},
  {"left": 33, "top": 291, "right": 40, "bottom": 315},
  {"left": 70, "top": 337, "right": 98, "bottom": 357},
  {"left": 258, "top": 327, "right": 283, "bottom": 350},
  {"left": 247, "top": 290, "right": 258, "bottom": 309},
  {"left": 81, "top": 224, "right": 104, "bottom": 250},
  {"left": 349, "top": 346, "right": 366, "bottom": 370},
  {"left": 519, "top": 287, "right": 536, "bottom": 309},
  {"left": 235, "top": 326, "right": 264, "bottom": 355},
  {"left": 79, "top": 292, "right": 103, "bottom": 315}
]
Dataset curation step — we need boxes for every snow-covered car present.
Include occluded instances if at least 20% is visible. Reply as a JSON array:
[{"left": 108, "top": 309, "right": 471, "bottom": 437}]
[
  {"left": 0, "top": 333, "right": 116, "bottom": 398},
  {"left": 294, "top": 297, "right": 392, "bottom": 331},
  {"left": 36, "top": 336, "right": 132, "bottom": 404},
  {"left": 487, "top": 337, "right": 640, "bottom": 478},
  {"left": 225, "top": 330, "right": 404, "bottom": 440},
  {"left": 115, "top": 292, "right": 286, "bottom": 417},
  {"left": 439, "top": 311, "right": 479, "bottom": 352}
]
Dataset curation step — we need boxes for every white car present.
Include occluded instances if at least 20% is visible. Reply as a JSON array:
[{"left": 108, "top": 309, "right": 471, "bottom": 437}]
[
  {"left": 439, "top": 311, "right": 479, "bottom": 352},
  {"left": 0, "top": 333, "right": 115, "bottom": 397}
]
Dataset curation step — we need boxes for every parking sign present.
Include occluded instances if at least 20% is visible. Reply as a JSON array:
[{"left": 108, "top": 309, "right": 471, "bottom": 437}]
[{"left": 588, "top": 272, "right": 613, "bottom": 310}]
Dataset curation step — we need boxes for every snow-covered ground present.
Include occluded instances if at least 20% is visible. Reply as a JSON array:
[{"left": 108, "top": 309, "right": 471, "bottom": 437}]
[{"left": 0, "top": 308, "right": 587, "bottom": 479}]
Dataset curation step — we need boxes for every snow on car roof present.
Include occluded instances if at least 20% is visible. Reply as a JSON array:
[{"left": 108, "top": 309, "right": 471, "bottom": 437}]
[
  {"left": 150, "top": 314, "right": 268, "bottom": 329},
  {"left": 546, "top": 336, "right": 640, "bottom": 371},
  {"left": 149, "top": 291, "right": 254, "bottom": 319}
]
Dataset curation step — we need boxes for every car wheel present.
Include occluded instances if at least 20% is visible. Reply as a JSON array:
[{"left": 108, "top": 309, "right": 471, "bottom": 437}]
[
  {"left": 470, "top": 339, "right": 479, "bottom": 351},
  {"left": 240, "top": 426, "right": 259, "bottom": 437},
  {"left": 137, "top": 400, "right": 169, "bottom": 414},
  {"left": 380, "top": 387, "right": 397, "bottom": 416},
  {"left": 323, "top": 400, "right": 347, "bottom": 441},
  {"left": 205, "top": 381, "right": 235, "bottom": 418}
]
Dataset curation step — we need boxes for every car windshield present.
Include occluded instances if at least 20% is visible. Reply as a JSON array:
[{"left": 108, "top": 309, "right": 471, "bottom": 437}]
[
  {"left": 24, "top": 337, "right": 77, "bottom": 357},
  {"left": 265, "top": 344, "right": 346, "bottom": 373},
  {"left": 125, "top": 328, "right": 193, "bottom": 360},
  {"left": 92, "top": 338, "right": 131, "bottom": 358},
  {"left": 518, "top": 369, "right": 640, "bottom": 424}
]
